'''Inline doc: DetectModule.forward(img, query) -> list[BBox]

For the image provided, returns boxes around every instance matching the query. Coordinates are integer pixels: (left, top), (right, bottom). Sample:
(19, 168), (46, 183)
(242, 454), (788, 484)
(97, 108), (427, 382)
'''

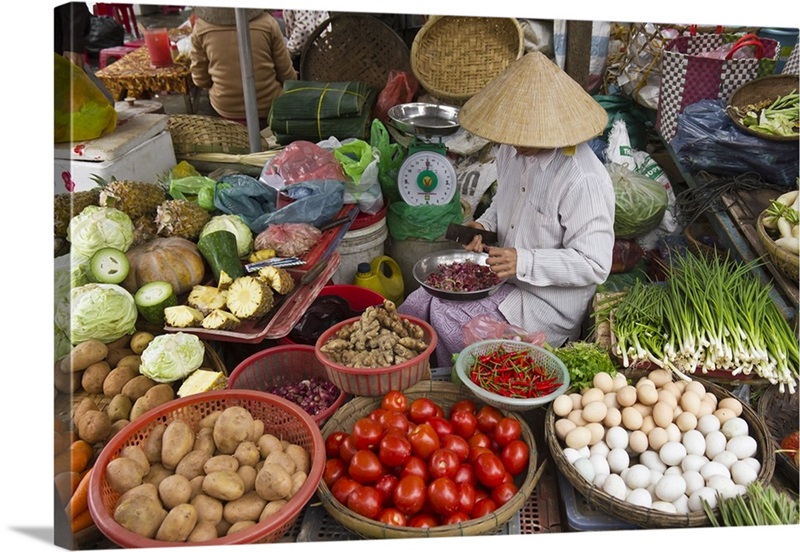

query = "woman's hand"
(484, 246), (517, 279)
(464, 221), (486, 252)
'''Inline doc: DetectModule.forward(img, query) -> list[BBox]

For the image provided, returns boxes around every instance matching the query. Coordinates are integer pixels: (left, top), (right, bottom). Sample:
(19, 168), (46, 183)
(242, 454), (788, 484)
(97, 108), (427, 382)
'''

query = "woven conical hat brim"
(458, 51), (608, 148)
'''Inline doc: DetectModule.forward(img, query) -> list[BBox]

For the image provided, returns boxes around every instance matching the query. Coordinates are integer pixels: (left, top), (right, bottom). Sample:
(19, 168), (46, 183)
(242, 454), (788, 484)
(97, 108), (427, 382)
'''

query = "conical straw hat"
(458, 51), (608, 148)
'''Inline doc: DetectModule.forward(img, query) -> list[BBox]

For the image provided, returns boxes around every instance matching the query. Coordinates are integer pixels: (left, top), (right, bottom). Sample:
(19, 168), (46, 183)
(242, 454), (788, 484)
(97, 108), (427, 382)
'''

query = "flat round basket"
(756, 211), (799, 282)
(756, 384), (799, 484)
(87, 389), (326, 547)
(299, 14), (411, 90)
(167, 114), (267, 155)
(727, 74), (799, 142)
(545, 377), (775, 529)
(410, 16), (524, 105)
(316, 380), (542, 538)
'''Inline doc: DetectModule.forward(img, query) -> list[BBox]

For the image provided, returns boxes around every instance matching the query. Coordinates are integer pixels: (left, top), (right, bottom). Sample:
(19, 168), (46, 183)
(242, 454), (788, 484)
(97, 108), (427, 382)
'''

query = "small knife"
(445, 223), (498, 246)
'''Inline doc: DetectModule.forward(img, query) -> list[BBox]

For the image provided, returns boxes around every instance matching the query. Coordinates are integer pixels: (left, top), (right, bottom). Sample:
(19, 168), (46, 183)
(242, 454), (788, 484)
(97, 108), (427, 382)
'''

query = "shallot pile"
(424, 260), (500, 292)
(267, 377), (341, 417)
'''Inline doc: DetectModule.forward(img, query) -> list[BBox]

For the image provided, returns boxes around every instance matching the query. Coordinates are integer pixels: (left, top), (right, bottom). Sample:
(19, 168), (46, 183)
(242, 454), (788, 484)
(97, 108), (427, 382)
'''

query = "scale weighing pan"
(387, 103), (461, 136)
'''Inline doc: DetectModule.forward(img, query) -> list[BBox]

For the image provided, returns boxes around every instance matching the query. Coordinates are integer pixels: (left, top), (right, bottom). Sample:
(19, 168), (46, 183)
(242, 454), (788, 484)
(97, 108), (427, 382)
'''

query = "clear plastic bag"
(259, 140), (347, 191)
(462, 314), (547, 346)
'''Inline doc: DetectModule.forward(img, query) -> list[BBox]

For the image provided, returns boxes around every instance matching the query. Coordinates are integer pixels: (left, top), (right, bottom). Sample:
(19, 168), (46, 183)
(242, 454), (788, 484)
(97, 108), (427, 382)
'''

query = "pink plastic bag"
(260, 141), (347, 189)
(463, 314), (546, 346)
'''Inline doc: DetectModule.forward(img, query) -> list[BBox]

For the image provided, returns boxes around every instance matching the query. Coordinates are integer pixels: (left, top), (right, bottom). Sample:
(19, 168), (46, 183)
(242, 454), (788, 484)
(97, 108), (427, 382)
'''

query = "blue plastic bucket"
(757, 27), (799, 73)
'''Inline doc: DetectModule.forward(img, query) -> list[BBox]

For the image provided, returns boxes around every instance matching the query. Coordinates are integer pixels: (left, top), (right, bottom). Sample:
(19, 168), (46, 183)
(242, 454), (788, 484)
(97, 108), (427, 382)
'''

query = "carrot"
(54, 439), (94, 475)
(65, 467), (93, 520)
(70, 508), (95, 533)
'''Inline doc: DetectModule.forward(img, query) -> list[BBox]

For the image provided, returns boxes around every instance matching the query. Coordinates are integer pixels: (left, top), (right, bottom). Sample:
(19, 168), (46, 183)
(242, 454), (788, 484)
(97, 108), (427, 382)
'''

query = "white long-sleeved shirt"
(475, 143), (616, 345)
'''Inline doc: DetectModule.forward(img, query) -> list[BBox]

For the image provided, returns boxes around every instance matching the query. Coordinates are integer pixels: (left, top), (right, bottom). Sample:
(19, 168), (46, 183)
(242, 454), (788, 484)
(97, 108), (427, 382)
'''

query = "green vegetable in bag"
(608, 162), (669, 239)
(169, 175), (220, 211)
(333, 140), (375, 184)
(54, 53), (117, 143)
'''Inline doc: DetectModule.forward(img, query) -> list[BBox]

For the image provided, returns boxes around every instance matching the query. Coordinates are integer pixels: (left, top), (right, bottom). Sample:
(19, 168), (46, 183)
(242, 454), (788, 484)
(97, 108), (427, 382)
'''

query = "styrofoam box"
(54, 114), (176, 194)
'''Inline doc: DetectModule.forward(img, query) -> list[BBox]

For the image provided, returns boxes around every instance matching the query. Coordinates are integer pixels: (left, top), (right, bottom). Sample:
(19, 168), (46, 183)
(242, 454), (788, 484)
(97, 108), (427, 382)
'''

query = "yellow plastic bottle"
(353, 256), (405, 306)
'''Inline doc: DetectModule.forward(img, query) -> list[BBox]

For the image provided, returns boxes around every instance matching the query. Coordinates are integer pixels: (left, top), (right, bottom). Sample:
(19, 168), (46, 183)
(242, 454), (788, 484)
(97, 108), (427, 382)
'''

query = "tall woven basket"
(299, 14), (411, 90)
(756, 211), (800, 282)
(410, 16), (524, 105)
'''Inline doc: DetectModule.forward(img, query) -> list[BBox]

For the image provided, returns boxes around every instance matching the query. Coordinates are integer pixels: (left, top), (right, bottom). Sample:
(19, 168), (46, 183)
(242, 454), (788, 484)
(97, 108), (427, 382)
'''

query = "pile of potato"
(103, 404), (312, 543)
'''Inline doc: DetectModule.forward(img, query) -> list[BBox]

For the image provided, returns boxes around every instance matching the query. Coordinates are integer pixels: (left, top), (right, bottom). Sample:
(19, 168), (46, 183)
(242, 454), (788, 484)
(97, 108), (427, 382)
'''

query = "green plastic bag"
(370, 119), (406, 204)
(387, 194), (464, 241)
(333, 139), (374, 185)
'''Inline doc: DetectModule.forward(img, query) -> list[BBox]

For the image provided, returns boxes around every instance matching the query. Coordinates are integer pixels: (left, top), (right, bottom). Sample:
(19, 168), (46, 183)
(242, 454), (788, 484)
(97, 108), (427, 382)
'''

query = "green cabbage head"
(67, 205), (134, 258)
(68, 283), (138, 344)
(139, 332), (205, 383)
(200, 214), (254, 258)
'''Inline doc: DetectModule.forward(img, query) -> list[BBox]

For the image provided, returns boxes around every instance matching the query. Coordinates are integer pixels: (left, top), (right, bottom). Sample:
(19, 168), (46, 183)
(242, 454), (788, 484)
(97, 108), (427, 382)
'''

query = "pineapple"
(177, 369), (227, 397)
(226, 276), (275, 320)
(54, 189), (100, 238)
(217, 270), (234, 291)
(257, 266), (296, 295)
(155, 199), (211, 240)
(98, 179), (167, 220)
(248, 248), (277, 263)
(131, 214), (159, 246)
(187, 285), (228, 316)
(201, 309), (241, 330)
(164, 305), (204, 328)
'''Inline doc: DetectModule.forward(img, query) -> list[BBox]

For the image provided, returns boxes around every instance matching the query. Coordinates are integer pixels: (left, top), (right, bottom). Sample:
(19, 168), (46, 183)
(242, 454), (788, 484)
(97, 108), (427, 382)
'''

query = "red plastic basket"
(227, 344), (347, 426)
(87, 389), (325, 547)
(318, 284), (385, 311)
(314, 314), (437, 396)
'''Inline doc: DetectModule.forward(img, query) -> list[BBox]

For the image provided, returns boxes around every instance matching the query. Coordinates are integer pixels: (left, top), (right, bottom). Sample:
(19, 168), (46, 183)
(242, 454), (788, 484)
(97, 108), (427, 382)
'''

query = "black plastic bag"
(85, 15), (125, 55)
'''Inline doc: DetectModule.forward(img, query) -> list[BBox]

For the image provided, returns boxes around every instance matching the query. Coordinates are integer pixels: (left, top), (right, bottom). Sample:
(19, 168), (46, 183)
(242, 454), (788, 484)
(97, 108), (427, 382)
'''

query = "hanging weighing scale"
(387, 103), (461, 206)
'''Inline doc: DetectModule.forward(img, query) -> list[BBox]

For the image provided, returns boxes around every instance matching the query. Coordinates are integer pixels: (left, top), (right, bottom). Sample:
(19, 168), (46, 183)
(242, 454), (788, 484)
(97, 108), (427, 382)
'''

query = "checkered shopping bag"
(656, 32), (778, 142)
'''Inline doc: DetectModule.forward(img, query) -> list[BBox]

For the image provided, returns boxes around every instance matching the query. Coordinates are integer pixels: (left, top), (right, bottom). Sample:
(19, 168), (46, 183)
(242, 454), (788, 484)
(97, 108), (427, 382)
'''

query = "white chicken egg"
(681, 454), (709, 474)
(593, 473), (609, 488)
(623, 464), (652, 489)
(682, 429), (706, 456)
(607, 448), (630, 473)
(589, 454), (611, 478)
(696, 414), (721, 435)
(730, 460), (758, 486)
(688, 487), (718, 512)
(652, 501), (678, 513)
(721, 417), (749, 440)
(742, 457), (761, 473)
(626, 488), (653, 508)
(593, 371), (614, 393)
(552, 394), (574, 417)
(602, 473), (628, 500)
(640, 450), (667, 473)
(649, 468), (664, 487)
(576, 445), (591, 459)
(707, 474), (737, 498)
(700, 461), (730, 481)
(705, 430), (728, 459)
(655, 474), (687, 502)
(712, 450), (739, 470)
(682, 470), (705, 495)
(573, 457), (596, 483)
(726, 434), (757, 460)
(664, 466), (683, 476)
(660, 442), (687, 467)
(563, 448), (582, 464)
(590, 440), (610, 458)
(605, 426), (629, 450)
(628, 430), (649, 454)
(672, 494), (690, 514)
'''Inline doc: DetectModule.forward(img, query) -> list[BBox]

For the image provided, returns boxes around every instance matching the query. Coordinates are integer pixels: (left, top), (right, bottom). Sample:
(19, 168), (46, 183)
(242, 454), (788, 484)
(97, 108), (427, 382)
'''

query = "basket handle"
(689, 24), (723, 35)
(726, 33), (766, 59)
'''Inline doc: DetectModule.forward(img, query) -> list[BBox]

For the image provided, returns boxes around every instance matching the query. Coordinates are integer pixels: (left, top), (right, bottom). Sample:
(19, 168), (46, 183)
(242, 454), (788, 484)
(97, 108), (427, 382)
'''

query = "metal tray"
(387, 102), (461, 136)
(413, 249), (507, 301)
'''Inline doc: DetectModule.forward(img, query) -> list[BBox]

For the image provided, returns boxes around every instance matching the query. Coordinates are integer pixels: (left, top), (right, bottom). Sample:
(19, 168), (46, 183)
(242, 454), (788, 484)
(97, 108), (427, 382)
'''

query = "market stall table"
(95, 43), (194, 113)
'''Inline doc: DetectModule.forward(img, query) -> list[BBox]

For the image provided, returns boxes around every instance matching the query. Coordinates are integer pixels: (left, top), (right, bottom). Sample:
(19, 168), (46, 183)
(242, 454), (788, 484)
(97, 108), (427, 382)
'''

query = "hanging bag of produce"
(656, 31), (779, 142)
(607, 162), (669, 239)
(54, 53), (117, 143)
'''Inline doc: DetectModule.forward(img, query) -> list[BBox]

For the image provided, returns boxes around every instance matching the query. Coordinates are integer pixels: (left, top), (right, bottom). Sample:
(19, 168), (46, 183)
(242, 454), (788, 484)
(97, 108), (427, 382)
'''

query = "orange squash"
(122, 237), (206, 296)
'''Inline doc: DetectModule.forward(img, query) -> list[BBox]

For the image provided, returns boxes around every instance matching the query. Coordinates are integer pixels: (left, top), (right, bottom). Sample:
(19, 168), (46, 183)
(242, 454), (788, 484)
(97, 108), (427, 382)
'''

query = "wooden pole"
(564, 20), (594, 91)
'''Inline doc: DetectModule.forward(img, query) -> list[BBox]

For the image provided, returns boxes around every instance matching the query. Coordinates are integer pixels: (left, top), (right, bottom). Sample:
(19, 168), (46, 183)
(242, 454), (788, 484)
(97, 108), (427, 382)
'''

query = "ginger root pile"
(319, 300), (429, 368)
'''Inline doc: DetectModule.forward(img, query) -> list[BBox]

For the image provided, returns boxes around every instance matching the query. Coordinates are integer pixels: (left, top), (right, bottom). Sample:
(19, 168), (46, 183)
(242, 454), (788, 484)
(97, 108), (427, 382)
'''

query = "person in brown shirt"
(190, 7), (297, 128)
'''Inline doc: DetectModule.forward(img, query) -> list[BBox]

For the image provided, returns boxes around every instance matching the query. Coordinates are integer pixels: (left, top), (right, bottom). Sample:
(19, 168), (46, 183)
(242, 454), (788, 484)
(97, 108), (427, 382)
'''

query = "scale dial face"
(398, 151), (458, 206)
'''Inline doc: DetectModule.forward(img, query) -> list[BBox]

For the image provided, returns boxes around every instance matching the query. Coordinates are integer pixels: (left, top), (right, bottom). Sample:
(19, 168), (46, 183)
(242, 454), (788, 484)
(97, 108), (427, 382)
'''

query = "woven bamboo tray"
(317, 380), (544, 538)
(545, 377), (776, 529)
(299, 14), (411, 90)
(756, 211), (799, 282)
(727, 74), (799, 143)
(756, 383), (799, 484)
(410, 16), (524, 105)
(167, 114), (268, 155)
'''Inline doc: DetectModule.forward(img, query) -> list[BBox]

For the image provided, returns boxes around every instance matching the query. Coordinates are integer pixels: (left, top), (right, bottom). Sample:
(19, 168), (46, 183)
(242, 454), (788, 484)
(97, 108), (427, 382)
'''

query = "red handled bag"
(656, 31), (779, 142)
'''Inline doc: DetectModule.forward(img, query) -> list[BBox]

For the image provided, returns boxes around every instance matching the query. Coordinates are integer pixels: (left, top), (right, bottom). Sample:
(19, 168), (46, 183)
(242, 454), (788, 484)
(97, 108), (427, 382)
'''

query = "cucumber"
(134, 281), (179, 325)
(197, 230), (246, 284)
(89, 247), (130, 284)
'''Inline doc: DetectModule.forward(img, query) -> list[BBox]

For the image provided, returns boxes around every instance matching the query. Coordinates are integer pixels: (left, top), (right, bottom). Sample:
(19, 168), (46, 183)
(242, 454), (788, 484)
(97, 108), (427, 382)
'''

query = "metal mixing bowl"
(412, 249), (507, 301)
(387, 103), (461, 136)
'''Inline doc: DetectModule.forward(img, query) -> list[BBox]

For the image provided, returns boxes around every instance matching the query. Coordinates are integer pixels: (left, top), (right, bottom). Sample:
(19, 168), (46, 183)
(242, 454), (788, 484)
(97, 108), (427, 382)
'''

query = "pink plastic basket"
(314, 314), (437, 396)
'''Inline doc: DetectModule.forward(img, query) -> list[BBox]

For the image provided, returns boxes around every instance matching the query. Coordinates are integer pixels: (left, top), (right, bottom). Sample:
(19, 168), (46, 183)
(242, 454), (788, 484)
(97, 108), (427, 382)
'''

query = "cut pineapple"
(177, 369), (227, 397)
(257, 266), (296, 295)
(187, 285), (228, 315)
(217, 270), (234, 291)
(201, 308), (241, 330)
(164, 305), (204, 328)
(226, 276), (274, 319)
(248, 248), (277, 263)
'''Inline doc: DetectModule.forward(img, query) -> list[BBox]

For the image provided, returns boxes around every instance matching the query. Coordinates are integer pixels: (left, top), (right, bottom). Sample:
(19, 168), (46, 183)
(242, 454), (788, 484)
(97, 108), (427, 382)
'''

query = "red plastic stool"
(123, 38), (146, 49)
(99, 46), (136, 69)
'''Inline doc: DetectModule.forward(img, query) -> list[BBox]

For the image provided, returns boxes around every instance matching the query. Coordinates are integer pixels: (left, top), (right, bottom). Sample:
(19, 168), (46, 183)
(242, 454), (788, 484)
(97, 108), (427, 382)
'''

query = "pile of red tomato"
(322, 390), (531, 528)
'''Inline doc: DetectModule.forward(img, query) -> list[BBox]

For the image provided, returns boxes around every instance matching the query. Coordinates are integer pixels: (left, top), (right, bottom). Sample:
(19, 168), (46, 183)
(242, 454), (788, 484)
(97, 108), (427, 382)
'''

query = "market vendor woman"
(398, 51), (615, 367)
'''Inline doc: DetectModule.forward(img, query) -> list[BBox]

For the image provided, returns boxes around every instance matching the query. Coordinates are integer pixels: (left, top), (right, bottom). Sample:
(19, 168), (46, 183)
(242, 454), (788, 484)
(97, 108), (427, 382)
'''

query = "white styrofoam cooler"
(54, 113), (177, 194)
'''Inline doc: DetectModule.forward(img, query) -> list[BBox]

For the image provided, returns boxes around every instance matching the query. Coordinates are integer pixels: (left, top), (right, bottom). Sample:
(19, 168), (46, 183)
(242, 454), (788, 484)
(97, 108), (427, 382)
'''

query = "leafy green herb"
(546, 341), (618, 391)
(702, 481), (800, 527)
